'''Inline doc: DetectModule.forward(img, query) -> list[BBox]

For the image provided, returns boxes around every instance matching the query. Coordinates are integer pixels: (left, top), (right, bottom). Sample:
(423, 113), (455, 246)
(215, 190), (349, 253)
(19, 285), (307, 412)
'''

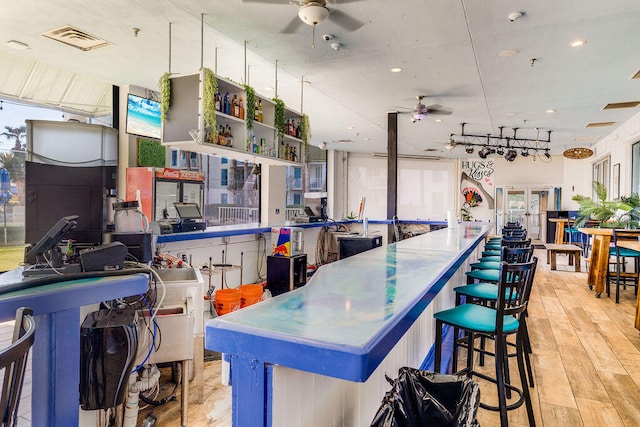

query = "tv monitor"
(174, 202), (202, 220)
(126, 94), (162, 140)
(24, 215), (78, 265)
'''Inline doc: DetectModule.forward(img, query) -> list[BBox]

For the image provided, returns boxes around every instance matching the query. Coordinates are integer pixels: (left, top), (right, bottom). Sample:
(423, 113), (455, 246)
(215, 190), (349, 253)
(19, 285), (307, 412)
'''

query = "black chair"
(0, 307), (36, 427)
(607, 229), (640, 303)
(435, 260), (537, 427)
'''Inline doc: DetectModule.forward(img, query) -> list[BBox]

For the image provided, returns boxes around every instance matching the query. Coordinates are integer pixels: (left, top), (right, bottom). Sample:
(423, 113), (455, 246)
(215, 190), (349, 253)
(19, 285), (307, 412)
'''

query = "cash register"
(174, 202), (207, 232)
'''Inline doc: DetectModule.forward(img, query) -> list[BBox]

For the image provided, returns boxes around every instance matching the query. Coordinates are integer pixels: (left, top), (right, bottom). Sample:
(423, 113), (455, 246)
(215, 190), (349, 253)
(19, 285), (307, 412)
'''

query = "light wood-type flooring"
(139, 249), (640, 426)
(3, 248), (639, 426)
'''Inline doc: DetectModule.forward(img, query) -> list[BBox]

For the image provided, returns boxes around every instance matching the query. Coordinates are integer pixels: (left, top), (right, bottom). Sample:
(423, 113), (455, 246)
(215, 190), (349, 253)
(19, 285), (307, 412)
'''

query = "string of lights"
(447, 123), (552, 161)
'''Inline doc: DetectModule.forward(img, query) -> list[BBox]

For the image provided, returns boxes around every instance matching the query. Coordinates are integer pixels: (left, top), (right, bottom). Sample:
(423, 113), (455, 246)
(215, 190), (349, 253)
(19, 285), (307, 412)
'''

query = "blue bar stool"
(434, 260), (537, 427)
(607, 229), (640, 303)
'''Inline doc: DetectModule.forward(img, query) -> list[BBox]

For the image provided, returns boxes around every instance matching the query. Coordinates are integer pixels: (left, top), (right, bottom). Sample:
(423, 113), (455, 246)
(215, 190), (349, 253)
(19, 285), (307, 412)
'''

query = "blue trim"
(156, 219), (461, 243)
(231, 355), (268, 427)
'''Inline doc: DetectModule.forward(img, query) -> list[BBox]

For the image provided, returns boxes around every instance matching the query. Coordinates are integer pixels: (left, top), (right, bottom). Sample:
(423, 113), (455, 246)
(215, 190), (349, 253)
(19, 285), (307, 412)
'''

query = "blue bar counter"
(205, 223), (491, 426)
(0, 269), (149, 427)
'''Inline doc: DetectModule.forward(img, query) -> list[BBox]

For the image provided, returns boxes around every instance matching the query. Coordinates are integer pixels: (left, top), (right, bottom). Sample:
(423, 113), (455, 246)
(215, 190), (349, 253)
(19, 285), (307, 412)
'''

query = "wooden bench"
(545, 243), (583, 271)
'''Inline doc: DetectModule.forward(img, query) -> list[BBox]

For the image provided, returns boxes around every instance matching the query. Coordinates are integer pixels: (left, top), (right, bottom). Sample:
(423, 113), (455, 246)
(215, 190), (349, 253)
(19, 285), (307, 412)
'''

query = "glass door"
(497, 187), (552, 241)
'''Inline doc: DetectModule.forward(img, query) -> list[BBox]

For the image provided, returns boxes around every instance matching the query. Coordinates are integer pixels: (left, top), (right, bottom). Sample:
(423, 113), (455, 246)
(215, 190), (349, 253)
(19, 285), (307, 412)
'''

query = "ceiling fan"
(398, 96), (453, 123)
(243, 0), (365, 34)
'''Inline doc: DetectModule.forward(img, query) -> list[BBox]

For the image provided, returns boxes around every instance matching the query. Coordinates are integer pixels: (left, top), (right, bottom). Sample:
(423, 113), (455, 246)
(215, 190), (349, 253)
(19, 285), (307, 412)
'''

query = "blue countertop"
(205, 223), (490, 382)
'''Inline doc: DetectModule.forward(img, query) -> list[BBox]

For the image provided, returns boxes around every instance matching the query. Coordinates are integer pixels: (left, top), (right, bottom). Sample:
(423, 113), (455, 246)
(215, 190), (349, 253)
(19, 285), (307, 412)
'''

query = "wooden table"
(545, 243), (582, 271)
(549, 218), (569, 244)
(579, 227), (640, 331)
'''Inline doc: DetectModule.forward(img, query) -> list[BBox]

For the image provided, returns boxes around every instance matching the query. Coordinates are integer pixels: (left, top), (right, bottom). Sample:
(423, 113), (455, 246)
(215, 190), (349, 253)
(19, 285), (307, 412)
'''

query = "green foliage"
(273, 97), (286, 137)
(1, 126), (26, 151)
(346, 211), (357, 220)
(243, 84), (256, 131)
(137, 138), (166, 168)
(460, 203), (473, 221)
(572, 181), (639, 228)
(158, 72), (171, 122)
(202, 68), (218, 132)
(0, 151), (25, 181)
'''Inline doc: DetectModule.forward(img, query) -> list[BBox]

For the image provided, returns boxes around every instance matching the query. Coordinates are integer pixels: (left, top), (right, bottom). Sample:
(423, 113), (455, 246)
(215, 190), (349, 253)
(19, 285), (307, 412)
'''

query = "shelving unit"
(161, 70), (305, 166)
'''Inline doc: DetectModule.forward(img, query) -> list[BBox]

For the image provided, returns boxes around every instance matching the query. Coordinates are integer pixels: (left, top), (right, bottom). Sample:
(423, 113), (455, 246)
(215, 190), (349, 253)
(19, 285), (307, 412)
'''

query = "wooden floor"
(4, 248), (640, 426)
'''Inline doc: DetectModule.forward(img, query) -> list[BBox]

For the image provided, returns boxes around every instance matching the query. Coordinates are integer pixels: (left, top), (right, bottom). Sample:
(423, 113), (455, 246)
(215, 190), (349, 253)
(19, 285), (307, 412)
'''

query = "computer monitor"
(24, 215), (79, 265)
(174, 203), (202, 220)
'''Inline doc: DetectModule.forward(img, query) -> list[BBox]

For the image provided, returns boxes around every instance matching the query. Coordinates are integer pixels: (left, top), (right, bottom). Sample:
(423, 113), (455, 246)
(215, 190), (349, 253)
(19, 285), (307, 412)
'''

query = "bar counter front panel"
(205, 223), (491, 426)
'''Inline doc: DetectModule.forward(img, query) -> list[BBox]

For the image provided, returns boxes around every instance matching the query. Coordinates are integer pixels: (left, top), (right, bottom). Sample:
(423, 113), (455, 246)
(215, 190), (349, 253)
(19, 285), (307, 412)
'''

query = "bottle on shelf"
(296, 122), (301, 139)
(223, 91), (230, 115)
(232, 95), (239, 118)
(226, 125), (233, 147)
(215, 89), (221, 112)
(257, 100), (263, 123)
(239, 96), (244, 120)
(255, 102), (260, 124)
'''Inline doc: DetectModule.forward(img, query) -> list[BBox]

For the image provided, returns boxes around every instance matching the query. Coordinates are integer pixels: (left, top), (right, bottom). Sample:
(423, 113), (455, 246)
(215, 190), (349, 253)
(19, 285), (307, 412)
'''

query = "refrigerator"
(126, 167), (204, 222)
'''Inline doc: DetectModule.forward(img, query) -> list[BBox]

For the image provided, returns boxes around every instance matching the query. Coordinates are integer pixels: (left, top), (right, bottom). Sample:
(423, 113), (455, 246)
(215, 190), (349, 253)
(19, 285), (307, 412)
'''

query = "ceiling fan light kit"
(298, 2), (330, 26)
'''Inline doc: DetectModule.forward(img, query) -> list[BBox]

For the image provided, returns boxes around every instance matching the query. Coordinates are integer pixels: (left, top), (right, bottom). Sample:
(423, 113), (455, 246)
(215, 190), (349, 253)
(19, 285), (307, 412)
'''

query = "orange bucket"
(214, 289), (241, 316)
(240, 284), (264, 308)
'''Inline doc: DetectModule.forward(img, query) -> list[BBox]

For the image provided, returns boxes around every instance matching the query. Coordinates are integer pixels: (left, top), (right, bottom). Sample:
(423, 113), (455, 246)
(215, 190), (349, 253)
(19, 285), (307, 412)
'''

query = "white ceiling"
(1, 0), (639, 157)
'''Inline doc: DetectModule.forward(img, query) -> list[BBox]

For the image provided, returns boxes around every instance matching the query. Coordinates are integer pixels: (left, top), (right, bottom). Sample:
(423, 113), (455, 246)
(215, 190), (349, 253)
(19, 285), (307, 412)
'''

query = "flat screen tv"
(126, 93), (162, 140)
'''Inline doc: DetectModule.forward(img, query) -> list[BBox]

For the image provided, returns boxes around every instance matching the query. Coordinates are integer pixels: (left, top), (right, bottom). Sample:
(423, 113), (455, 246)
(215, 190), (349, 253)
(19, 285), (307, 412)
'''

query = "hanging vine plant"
(273, 97), (286, 137)
(202, 68), (218, 134)
(300, 114), (311, 163)
(158, 72), (171, 122)
(243, 84), (256, 131)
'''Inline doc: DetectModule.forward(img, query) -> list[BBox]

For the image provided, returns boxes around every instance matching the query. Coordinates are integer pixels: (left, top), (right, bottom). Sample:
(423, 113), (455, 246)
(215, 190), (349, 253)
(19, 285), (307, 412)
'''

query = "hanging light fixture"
(563, 147), (594, 159)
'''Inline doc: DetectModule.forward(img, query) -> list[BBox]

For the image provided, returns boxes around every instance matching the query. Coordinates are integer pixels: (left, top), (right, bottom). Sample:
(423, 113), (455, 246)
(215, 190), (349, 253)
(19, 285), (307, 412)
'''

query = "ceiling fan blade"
(426, 109), (453, 115)
(242, 0), (296, 4)
(281, 16), (304, 33)
(326, 0), (367, 3)
(328, 9), (364, 32)
(423, 104), (442, 110)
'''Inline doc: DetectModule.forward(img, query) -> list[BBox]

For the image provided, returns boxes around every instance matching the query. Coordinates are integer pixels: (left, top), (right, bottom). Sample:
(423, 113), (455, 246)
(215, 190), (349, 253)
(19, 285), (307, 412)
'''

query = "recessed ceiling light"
(546, 109), (556, 113)
(264, 86), (274, 91)
(346, 126), (354, 130)
(570, 39), (587, 48)
(434, 119), (442, 122)
(6, 40), (30, 50)
(390, 67), (402, 73)
(499, 49), (519, 57)
(363, 137), (370, 141)
(505, 112), (517, 116)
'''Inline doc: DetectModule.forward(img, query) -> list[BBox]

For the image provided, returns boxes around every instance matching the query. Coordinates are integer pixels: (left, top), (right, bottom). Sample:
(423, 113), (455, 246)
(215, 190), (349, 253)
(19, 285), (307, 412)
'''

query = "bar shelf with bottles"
(161, 71), (304, 166)
(277, 110), (303, 163)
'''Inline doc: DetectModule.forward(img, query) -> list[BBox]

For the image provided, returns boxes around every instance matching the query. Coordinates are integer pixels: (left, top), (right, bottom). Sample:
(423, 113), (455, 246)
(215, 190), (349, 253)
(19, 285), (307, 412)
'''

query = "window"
(633, 141), (640, 195)
(592, 156), (610, 199)
(221, 169), (228, 186)
(202, 156), (259, 225)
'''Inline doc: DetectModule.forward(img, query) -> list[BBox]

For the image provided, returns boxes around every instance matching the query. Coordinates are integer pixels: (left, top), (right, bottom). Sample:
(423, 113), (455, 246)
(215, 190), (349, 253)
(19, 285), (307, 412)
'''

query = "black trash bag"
(370, 367), (480, 427)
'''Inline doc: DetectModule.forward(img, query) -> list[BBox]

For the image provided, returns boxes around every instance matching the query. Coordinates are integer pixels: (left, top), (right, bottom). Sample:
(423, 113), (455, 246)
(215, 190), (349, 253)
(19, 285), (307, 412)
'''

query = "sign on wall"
(460, 160), (495, 220)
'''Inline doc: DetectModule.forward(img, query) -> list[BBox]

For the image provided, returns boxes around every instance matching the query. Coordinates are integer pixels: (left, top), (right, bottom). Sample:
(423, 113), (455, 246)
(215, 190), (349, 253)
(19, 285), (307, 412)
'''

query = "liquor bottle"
(215, 89), (221, 111)
(255, 102), (260, 124)
(227, 125), (233, 147)
(232, 95), (239, 118)
(239, 96), (244, 120)
(223, 92), (230, 115)
(257, 100), (263, 123)
(285, 143), (290, 160)
(296, 122), (301, 139)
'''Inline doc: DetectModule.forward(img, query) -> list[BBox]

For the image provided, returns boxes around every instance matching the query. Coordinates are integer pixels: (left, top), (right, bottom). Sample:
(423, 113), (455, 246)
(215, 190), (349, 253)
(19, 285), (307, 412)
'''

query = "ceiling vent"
(585, 122), (616, 128)
(41, 25), (111, 51)
(603, 101), (640, 110)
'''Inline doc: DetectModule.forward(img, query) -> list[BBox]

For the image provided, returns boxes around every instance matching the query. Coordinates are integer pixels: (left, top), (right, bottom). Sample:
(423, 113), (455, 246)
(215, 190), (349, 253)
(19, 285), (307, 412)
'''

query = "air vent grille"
(603, 101), (640, 110)
(41, 25), (111, 51)
(572, 136), (598, 142)
(585, 122), (615, 128)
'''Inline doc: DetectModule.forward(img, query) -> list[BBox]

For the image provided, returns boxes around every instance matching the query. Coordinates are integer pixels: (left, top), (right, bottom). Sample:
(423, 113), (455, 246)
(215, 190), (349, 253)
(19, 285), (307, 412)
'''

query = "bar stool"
(606, 229), (640, 303)
(434, 260), (537, 427)
(1, 307), (36, 426)
(468, 244), (532, 284)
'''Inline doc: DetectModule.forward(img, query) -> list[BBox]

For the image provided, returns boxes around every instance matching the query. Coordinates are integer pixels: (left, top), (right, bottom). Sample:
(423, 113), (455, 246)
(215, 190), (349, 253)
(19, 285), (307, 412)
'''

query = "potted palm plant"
(572, 181), (640, 228)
